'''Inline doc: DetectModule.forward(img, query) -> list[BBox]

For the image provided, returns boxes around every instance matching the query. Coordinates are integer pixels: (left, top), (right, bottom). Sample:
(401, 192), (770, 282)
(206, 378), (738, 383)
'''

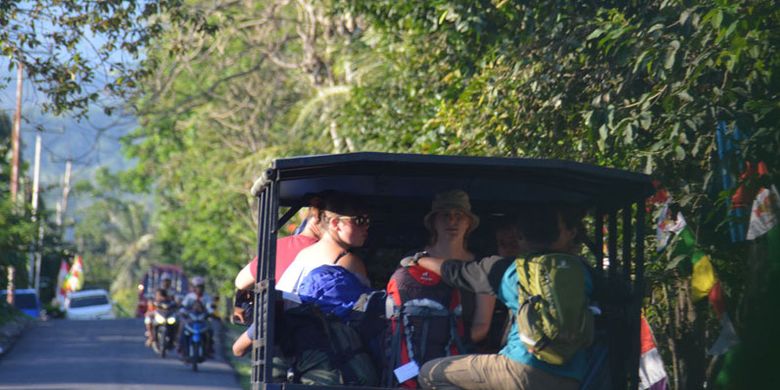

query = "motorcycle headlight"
(167, 317), (176, 325)
(154, 313), (165, 324)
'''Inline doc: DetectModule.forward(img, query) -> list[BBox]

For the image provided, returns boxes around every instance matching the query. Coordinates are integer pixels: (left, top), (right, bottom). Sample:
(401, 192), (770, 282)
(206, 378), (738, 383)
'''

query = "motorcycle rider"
(178, 276), (215, 356)
(181, 276), (214, 313)
(144, 288), (175, 347)
(159, 273), (181, 303)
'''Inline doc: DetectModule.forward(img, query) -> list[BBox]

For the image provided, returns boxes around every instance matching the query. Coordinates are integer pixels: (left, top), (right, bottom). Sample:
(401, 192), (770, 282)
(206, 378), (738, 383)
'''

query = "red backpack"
(385, 254), (466, 388)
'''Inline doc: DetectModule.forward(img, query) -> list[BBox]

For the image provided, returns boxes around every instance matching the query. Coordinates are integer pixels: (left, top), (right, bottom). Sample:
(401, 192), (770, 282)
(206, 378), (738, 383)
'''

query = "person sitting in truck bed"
(412, 205), (593, 390)
(276, 193), (371, 294)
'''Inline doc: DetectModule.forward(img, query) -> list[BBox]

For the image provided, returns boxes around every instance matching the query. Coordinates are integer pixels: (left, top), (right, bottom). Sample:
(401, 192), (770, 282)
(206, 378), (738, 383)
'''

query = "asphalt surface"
(0, 318), (241, 390)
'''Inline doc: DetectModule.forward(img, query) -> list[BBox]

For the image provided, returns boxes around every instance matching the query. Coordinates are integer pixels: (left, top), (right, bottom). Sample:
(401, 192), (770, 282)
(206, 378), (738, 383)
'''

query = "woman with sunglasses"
(277, 193), (371, 294)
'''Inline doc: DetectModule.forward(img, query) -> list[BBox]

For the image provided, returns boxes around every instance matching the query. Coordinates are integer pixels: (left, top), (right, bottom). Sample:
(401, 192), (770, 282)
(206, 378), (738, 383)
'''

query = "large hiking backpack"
(385, 257), (466, 388)
(275, 265), (385, 386)
(514, 253), (594, 365)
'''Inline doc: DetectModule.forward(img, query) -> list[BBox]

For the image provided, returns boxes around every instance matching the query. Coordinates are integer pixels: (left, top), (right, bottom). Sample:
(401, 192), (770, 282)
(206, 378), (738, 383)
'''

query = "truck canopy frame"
(251, 152), (654, 390)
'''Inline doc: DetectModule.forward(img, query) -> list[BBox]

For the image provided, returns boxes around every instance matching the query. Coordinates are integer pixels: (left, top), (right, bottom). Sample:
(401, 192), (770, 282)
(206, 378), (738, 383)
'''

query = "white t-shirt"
(277, 254), (340, 294)
(181, 292), (214, 314)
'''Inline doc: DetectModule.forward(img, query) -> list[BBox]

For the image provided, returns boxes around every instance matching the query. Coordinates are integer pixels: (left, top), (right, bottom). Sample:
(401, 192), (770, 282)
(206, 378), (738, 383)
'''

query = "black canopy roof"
(256, 152), (653, 212)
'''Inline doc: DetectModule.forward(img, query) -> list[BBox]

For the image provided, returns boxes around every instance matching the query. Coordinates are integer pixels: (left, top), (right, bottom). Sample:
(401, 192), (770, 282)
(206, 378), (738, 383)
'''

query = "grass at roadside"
(223, 322), (251, 390)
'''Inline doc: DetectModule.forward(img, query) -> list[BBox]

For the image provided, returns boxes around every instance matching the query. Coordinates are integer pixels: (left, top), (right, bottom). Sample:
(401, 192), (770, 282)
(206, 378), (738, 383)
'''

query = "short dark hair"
(516, 205), (560, 248)
(515, 204), (585, 249)
(320, 192), (368, 217)
(317, 192), (369, 228)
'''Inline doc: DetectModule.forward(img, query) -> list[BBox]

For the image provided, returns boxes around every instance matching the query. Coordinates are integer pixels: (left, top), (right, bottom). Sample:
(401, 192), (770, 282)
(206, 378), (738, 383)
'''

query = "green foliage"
(0, 0), (211, 116)
(89, 1), (778, 386)
(73, 168), (157, 293)
(0, 112), (35, 289)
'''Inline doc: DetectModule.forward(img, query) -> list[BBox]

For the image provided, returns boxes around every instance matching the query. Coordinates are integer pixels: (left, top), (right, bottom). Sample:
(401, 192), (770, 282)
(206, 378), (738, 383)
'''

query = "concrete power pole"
(56, 160), (73, 227)
(10, 61), (23, 201)
(7, 60), (23, 304)
(29, 131), (42, 287)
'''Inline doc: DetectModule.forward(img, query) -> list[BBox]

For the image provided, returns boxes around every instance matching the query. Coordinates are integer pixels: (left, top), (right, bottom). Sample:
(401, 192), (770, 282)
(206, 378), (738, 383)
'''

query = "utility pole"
(29, 131), (42, 288)
(56, 160), (72, 227)
(34, 220), (45, 295)
(7, 59), (23, 304)
(10, 60), (23, 201)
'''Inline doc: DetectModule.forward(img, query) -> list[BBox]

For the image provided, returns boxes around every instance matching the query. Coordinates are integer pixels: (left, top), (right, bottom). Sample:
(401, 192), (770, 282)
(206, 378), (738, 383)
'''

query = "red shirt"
(249, 235), (318, 282)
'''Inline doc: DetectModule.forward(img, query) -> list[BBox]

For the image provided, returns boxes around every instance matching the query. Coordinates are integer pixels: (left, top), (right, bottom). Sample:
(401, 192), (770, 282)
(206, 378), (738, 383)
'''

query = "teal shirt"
(497, 261), (593, 381)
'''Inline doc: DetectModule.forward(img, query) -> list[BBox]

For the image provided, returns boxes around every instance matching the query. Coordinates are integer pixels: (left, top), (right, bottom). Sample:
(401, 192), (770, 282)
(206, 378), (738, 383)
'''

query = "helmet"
(191, 276), (205, 287)
(161, 273), (172, 281)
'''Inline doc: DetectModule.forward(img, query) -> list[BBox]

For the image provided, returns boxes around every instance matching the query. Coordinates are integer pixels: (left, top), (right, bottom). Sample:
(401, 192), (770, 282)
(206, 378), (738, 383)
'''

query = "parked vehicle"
(64, 289), (115, 320)
(182, 310), (210, 371)
(0, 288), (42, 318)
(151, 301), (178, 358)
(248, 152), (654, 389)
(136, 264), (188, 317)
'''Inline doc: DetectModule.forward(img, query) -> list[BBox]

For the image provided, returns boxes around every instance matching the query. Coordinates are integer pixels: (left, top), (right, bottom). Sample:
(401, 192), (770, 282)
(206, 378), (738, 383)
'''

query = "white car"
(65, 289), (116, 320)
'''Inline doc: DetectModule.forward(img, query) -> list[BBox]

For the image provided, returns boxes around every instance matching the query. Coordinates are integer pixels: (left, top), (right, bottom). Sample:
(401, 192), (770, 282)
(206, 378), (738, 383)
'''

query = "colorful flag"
(639, 316), (668, 390)
(746, 185), (780, 240)
(65, 255), (84, 292)
(707, 282), (739, 356)
(658, 207), (736, 355)
(665, 214), (717, 301)
(55, 260), (70, 306)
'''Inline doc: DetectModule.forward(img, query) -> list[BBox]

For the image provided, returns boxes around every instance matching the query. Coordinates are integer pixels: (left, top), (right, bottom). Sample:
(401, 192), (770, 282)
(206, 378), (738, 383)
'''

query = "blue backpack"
(280, 265), (385, 386)
(297, 265), (374, 320)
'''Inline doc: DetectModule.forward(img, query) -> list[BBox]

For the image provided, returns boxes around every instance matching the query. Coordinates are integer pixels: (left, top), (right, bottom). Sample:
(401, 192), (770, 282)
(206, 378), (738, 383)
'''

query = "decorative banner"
(707, 281), (739, 356)
(639, 316), (668, 390)
(65, 255), (84, 292)
(650, 183), (738, 355)
(746, 185), (780, 240)
(55, 260), (70, 306)
(691, 253), (717, 302)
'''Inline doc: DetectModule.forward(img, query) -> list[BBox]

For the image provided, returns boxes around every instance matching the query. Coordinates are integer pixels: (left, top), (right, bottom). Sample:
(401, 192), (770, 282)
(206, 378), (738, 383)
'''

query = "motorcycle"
(151, 301), (178, 358)
(182, 310), (211, 371)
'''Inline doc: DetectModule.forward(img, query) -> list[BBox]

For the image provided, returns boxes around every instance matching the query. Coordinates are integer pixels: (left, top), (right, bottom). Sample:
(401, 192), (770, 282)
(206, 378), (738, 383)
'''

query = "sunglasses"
(339, 215), (371, 226)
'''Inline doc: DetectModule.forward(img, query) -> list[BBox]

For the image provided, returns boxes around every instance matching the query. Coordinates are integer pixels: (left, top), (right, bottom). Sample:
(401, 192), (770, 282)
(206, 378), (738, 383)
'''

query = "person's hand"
(399, 256), (417, 267)
(232, 308), (246, 324)
(400, 251), (429, 267)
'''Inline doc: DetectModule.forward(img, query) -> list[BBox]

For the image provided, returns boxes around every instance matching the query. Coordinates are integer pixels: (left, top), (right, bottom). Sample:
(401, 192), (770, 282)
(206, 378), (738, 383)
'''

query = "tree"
(124, 0), (369, 290)
(117, 1), (777, 386)
(73, 169), (156, 311)
(334, 1), (778, 388)
(0, 0), (211, 116)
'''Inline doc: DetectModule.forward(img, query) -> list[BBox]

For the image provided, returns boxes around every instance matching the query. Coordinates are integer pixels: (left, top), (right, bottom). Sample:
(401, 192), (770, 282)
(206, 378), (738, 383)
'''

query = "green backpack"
(514, 253), (594, 365)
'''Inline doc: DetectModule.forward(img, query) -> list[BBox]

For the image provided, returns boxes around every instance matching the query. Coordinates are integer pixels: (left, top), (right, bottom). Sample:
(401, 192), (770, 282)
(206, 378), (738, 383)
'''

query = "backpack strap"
(334, 250), (349, 263)
(386, 305), (402, 388)
(400, 299), (451, 364)
(446, 308), (466, 356)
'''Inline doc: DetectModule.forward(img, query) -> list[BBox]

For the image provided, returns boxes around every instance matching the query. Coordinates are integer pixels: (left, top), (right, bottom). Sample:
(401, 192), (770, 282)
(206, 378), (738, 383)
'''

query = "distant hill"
(2, 80), (140, 234)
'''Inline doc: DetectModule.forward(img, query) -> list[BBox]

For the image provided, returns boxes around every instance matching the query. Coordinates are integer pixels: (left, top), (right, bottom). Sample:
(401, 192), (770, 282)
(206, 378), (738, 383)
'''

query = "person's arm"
(417, 255), (512, 295)
(414, 256), (445, 275)
(232, 330), (253, 357)
(470, 294), (496, 343)
(235, 263), (255, 290)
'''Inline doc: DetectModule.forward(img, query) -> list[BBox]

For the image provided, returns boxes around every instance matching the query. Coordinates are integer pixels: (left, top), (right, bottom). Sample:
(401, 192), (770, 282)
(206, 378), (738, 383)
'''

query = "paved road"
(0, 318), (241, 390)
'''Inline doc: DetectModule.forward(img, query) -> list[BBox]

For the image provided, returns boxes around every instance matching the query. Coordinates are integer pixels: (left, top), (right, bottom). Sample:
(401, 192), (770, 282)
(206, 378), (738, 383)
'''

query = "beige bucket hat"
(423, 190), (480, 234)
